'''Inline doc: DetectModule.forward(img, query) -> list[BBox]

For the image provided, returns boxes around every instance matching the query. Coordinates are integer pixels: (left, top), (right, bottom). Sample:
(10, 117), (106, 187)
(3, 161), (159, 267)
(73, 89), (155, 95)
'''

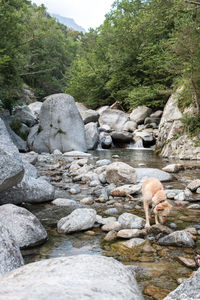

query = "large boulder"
(135, 168), (174, 182)
(33, 94), (87, 153)
(163, 267), (200, 300)
(99, 108), (129, 131)
(0, 222), (24, 276)
(130, 106), (152, 125)
(85, 122), (99, 150)
(28, 101), (42, 118)
(118, 213), (145, 230)
(0, 118), (24, 192)
(0, 204), (47, 248)
(57, 208), (97, 233)
(13, 105), (37, 127)
(158, 230), (195, 248)
(76, 102), (99, 124)
(106, 162), (137, 186)
(0, 255), (144, 300)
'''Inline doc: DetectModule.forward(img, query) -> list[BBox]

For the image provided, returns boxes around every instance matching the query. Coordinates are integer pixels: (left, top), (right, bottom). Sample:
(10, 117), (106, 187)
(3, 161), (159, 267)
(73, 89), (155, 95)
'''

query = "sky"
(32, 0), (114, 31)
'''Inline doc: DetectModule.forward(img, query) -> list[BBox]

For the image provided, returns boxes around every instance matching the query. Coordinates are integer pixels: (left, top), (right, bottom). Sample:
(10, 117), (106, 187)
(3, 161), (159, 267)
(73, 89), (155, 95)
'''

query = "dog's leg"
(155, 213), (159, 225)
(143, 201), (151, 230)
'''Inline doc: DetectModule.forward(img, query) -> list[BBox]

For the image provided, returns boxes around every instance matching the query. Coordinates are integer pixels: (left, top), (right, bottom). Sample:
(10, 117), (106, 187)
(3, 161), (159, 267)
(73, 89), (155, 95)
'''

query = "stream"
(22, 149), (200, 300)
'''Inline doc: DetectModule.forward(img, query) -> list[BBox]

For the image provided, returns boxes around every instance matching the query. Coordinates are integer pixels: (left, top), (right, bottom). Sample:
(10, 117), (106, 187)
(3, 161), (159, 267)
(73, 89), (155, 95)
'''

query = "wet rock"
(52, 198), (77, 207)
(188, 204), (200, 209)
(69, 185), (81, 194)
(123, 120), (137, 132)
(0, 222), (24, 276)
(0, 255), (144, 300)
(111, 131), (133, 143)
(130, 106), (152, 125)
(0, 204), (47, 248)
(99, 132), (112, 149)
(106, 162), (137, 186)
(96, 215), (116, 225)
(101, 221), (121, 232)
(112, 184), (141, 197)
(57, 208), (96, 233)
(122, 238), (145, 249)
(162, 164), (184, 173)
(117, 229), (146, 239)
(118, 213), (145, 229)
(144, 285), (170, 300)
(176, 256), (196, 268)
(158, 230), (195, 248)
(80, 197), (94, 205)
(104, 208), (119, 216)
(187, 179), (200, 192)
(104, 230), (117, 241)
(85, 122), (99, 150)
(149, 224), (173, 235)
(135, 168), (173, 182)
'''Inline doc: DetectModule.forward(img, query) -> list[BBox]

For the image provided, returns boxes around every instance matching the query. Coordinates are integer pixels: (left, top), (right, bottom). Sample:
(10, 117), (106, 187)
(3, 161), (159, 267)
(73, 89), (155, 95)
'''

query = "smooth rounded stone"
(28, 101), (42, 118)
(89, 180), (100, 187)
(123, 120), (137, 132)
(122, 238), (145, 249)
(117, 229), (146, 239)
(104, 208), (119, 216)
(196, 187), (200, 194)
(80, 197), (94, 205)
(169, 223), (177, 229)
(53, 149), (62, 155)
(101, 221), (121, 232)
(98, 124), (111, 132)
(165, 189), (183, 199)
(149, 224), (173, 235)
(135, 168), (173, 182)
(130, 106), (152, 125)
(57, 208), (97, 233)
(21, 151), (38, 165)
(98, 173), (107, 184)
(52, 198), (77, 207)
(63, 151), (92, 157)
(0, 204), (47, 249)
(0, 118), (24, 192)
(106, 162), (137, 186)
(0, 174), (55, 205)
(0, 255), (144, 300)
(174, 192), (186, 201)
(99, 108), (129, 131)
(188, 204), (200, 209)
(111, 131), (133, 142)
(96, 215), (116, 225)
(158, 230), (195, 248)
(96, 159), (111, 167)
(150, 110), (163, 118)
(33, 94), (87, 153)
(69, 185), (81, 194)
(164, 267), (200, 300)
(112, 184), (141, 197)
(162, 164), (184, 173)
(13, 105), (37, 127)
(144, 117), (160, 125)
(76, 102), (99, 124)
(99, 132), (112, 149)
(187, 179), (200, 192)
(118, 213), (145, 230)
(0, 222), (24, 276)
(85, 122), (99, 150)
(104, 230), (117, 241)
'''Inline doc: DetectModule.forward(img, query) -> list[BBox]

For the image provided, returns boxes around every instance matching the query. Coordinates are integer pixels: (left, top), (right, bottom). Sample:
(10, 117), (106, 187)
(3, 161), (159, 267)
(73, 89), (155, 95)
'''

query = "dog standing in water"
(142, 177), (173, 230)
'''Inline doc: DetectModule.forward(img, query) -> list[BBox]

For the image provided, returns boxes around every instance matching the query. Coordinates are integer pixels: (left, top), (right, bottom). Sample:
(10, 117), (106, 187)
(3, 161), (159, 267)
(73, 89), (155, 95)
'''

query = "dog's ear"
(156, 203), (165, 211)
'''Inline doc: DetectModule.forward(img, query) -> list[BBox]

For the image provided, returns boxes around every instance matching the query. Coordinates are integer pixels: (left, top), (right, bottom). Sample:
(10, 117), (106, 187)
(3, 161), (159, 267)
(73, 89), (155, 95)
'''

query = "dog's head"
(154, 200), (173, 224)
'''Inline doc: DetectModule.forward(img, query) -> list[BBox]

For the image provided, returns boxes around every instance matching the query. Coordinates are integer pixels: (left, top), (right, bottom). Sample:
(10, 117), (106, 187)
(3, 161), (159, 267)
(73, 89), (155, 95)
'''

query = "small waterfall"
(127, 137), (144, 149)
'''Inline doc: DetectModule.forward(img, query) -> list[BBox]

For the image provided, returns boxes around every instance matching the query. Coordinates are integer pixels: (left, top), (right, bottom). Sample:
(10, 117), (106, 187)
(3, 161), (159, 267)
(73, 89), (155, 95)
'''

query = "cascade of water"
(127, 137), (144, 149)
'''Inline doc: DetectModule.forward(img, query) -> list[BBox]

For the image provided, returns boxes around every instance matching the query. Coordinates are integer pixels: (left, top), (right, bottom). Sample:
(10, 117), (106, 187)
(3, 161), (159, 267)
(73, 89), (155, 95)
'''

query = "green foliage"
(178, 82), (193, 112)
(10, 118), (29, 140)
(182, 115), (200, 137)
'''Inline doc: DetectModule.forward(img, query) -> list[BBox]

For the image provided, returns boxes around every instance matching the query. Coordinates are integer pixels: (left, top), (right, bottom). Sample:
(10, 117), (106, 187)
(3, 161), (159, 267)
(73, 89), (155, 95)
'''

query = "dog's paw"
(145, 224), (151, 231)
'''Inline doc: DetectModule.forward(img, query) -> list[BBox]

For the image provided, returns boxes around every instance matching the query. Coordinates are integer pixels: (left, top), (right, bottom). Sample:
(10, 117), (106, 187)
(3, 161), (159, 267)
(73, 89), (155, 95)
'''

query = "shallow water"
(22, 149), (200, 300)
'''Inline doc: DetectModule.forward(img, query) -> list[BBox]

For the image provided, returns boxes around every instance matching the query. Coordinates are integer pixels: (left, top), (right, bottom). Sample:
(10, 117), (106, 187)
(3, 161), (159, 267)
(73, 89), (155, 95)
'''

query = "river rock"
(85, 122), (99, 150)
(5, 123), (28, 152)
(99, 132), (112, 149)
(104, 230), (118, 241)
(28, 101), (42, 118)
(21, 151), (38, 165)
(101, 221), (121, 232)
(163, 267), (200, 300)
(96, 159), (111, 167)
(112, 184), (141, 197)
(122, 238), (145, 249)
(117, 229), (146, 239)
(135, 168), (173, 182)
(52, 198), (77, 207)
(130, 106), (152, 125)
(27, 124), (39, 148)
(99, 108), (129, 131)
(162, 164), (184, 173)
(118, 213), (145, 229)
(57, 208), (97, 233)
(111, 131), (133, 143)
(0, 254), (144, 300)
(33, 94), (87, 153)
(0, 222), (24, 276)
(187, 179), (200, 192)
(158, 230), (195, 247)
(123, 120), (137, 132)
(150, 110), (163, 118)
(177, 256), (196, 268)
(106, 162), (137, 186)
(0, 118), (24, 192)
(0, 204), (47, 248)
(76, 102), (99, 124)
(13, 105), (37, 127)
(0, 175), (55, 205)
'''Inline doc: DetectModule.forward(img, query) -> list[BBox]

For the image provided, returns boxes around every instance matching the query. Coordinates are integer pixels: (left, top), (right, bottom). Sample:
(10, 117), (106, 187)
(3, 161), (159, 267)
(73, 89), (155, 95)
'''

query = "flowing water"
(22, 149), (200, 300)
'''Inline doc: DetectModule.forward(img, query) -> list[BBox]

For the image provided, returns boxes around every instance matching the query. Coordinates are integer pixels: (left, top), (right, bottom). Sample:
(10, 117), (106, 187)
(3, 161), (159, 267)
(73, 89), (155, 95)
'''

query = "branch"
(185, 0), (200, 6)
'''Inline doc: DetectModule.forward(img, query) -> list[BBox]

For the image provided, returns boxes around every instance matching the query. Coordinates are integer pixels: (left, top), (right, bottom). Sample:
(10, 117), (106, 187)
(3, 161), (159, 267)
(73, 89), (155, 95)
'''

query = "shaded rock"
(123, 120), (137, 132)
(150, 110), (163, 118)
(130, 106), (152, 125)
(76, 102), (99, 124)
(122, 238), (145, 249)
(0, 204), (47, 248)
(52, 198), (77, 207)
(99, 132), (112, 149)
(99, 108), (129, 131)
(144, 285), (170, 300)
(104, 208), (119, 216)
(134, 131), (155, 147)
(0, 222), (24, 276)
(33, 94), (87, 153)
(0, 118), (24, 192)
(5, 123), (28, 152)
(187, 179), (200, 192)
(135, 168), (173, 182)
(13, 105), (37, 127)
(96, 215), (116, 225)
(149, 224), (173, 235)
(85, 122), (99, 150)
(57, 208), (96, 233)
(106, 162), (137, 186)
(158, 230), (195, 247)
(111, 131), (133, 143)
(80, 197), (94, 205)
(21, 151), (38, 165)
(27, 124), (39, 148)
(117, 229), (146, 239)
(118, 213), (145, 229)
(0, 255), (144, 300)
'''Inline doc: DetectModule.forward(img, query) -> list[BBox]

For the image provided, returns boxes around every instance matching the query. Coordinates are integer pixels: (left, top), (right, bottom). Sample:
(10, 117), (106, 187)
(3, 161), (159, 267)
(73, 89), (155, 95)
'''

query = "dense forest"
(1, 0), (200, 116)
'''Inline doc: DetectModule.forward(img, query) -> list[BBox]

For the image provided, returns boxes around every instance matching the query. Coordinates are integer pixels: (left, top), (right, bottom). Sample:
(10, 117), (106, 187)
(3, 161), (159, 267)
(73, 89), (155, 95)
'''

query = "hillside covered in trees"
(1, 0), (200, 117)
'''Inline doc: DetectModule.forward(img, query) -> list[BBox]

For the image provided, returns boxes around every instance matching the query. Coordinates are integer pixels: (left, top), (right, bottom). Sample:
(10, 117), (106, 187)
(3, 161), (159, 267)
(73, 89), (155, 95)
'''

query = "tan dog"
(142, 177), (173, 230)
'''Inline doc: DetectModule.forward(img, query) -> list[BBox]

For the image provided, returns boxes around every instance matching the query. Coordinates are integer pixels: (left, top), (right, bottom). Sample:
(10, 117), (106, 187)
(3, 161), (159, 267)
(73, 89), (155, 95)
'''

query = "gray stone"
(28, 101), (42, 118)
(63, 151), (91, 157)
(101, 221), (121, 232)
(33, 94), (87, 153)
(52, 198), (77, 207)
(162, 164), (184, 173)
(3, 119), (28, 152)
(104, 230), (117, 241)
(0, 222), (24, 276)
(104, 208), (119, 215)
(99, 108), (129, 131)
(80, 197), (94, 205)
(95, 215), (116, 225)
(135, 168), (173, 182)
(158, 230), (195, 247)
(112, 184), (141, 197)
(123, 120), (137, 132)
(0, 118), (24, 192)
(57, 208), (97, 233)
(117, 229), (146, 239)
(13, 105), (37, 127)
(111, 131), (133, 143)
(150, 110), (163, 118)
(0, 204), (47, 248)
(96, 159), (111, 167)
(118, 213), (145, 229)
(85, 122), (99, 150)
(76, 102), (99, 124)
(21, 151), (38, 165)
(130, 106), (152, 124)
(106, 162), (137, 186)
(122, 238), (145, 249)
(187, 179), (200, 192)
(0, 255), (144, 300)
(188, 204), (200, 209)
(144, 117), (160, 125)
(27, 124), (39, 148)
(99, 132), (112, 149)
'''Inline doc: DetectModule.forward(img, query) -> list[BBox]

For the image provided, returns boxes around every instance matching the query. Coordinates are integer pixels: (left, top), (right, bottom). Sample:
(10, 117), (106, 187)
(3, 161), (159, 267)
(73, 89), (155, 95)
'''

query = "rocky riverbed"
(16, 148), (200, 300)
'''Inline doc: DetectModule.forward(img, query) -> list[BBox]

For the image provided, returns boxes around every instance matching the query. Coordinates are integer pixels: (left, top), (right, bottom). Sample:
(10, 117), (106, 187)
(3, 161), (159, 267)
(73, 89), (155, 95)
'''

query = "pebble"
(104, 230), (117, 241)
(104, 208), (119, 216)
